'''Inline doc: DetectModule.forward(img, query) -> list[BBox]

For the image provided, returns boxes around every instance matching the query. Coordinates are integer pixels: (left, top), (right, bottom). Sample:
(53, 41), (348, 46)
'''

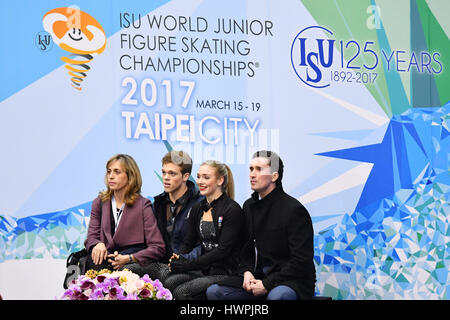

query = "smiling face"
(196, 164), (224, 200)
(43, 7), (106, 55)
(68, 27), (83, 41)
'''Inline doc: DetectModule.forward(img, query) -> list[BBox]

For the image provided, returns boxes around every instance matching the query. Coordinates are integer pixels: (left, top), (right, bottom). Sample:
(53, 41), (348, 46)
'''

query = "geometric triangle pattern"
(314, 102), (450, 299)
(0, 202), (92, 262)
(0, 197), (155, 263)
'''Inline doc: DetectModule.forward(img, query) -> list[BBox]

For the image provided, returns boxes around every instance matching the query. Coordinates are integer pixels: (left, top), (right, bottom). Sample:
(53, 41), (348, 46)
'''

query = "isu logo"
(290, 26), (335, 88)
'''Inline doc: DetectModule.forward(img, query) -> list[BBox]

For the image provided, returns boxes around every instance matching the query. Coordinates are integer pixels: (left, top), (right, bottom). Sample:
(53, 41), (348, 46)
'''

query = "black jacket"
(222, 186), (316, 299)
(178, 193), (245, 275)
(152, 180), (203, 262)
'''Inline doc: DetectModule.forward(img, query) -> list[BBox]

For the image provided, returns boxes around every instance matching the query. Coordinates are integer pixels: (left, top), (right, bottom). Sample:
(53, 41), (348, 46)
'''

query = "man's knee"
(267, 285), (297, 300)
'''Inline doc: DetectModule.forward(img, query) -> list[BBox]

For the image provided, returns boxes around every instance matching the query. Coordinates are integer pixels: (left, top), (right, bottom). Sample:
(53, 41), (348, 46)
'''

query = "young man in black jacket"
(206, 150), (316, 300)
(147, 150), (203, 282)
(153, 150), (204, 260)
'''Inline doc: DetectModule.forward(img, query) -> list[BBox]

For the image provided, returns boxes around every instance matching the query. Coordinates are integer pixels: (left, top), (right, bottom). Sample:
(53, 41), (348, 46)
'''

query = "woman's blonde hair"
(201, 160), (235, 200)
(99, 154), (142, 206)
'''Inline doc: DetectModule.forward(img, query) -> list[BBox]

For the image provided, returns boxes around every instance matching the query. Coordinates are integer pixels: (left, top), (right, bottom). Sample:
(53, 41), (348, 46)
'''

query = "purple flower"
(152, 279), (163, 290)
(115, 286), (126, 300)
(108, 287), (118, 299)
(90, 289), (104, 300)
(103, 278), (118, 288)
(96, 282), (110, 293)
(139, 288), (152, 299)
(78, 293), (89, 300)
(108, 285), (125, 300)
(61, 289), (74, 300)
(156, 288), (172, 300)
(141, 274), (151, 283)
(125, 293), (138, 300)
(71, 290), (83, 300)
(80, 280), (96, 290)
(72, 290), (88, 300)
(117, 291), (127, 300)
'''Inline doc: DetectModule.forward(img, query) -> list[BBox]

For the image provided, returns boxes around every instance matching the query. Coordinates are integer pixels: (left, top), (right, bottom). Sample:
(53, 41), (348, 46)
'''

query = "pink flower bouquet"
(61, 269), (172, 300)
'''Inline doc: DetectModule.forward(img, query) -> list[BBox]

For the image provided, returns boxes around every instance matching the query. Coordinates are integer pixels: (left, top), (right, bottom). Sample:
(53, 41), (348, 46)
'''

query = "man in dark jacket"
(152, 150), (203, 263)
(206, 150), (316, 300)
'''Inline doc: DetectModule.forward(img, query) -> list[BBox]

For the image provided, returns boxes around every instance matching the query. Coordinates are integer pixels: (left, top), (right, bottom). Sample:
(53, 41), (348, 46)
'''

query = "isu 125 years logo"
(291, 25), (443, 89)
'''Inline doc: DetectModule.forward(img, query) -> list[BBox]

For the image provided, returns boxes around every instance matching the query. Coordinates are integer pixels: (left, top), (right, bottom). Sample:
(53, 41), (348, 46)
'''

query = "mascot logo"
(43, 7), (106, 91)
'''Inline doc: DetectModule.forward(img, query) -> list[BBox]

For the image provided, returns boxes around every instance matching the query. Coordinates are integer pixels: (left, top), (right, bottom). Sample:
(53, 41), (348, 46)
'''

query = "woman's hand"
(91, 242), (108, 265)
(168, 256), (195, 273)
(168, 253), (179, 272)
(169, 253), (179, 263)
(108, 251), (129, 270)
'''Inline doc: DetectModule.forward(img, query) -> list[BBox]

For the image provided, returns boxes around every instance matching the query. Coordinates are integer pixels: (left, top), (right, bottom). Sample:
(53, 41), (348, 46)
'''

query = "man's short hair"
(162, 150), (193, 175)
(252, 150), (284, 187)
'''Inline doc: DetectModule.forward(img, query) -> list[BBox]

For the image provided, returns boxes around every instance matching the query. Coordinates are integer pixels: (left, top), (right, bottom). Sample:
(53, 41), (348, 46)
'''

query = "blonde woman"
(84, 154), (165, 276)
(165, 160), (245, 300)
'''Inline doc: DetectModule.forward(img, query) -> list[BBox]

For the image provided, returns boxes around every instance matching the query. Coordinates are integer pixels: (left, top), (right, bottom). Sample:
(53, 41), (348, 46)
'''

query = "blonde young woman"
(84, 154), (165, 276)
(164, 160), (245, 300)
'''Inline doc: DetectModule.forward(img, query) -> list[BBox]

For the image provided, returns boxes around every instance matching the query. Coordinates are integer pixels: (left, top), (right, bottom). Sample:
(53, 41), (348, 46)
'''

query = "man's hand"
(249, 279), (268, 296)
(243, 271), (256, 292)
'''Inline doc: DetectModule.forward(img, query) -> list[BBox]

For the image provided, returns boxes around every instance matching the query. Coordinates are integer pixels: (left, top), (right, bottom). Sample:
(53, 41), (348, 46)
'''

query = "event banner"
(0, 0), (448, 300)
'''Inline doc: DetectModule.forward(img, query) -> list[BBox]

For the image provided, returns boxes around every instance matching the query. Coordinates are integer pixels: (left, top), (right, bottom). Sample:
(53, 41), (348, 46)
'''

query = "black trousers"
(164, 270), (229, 300)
